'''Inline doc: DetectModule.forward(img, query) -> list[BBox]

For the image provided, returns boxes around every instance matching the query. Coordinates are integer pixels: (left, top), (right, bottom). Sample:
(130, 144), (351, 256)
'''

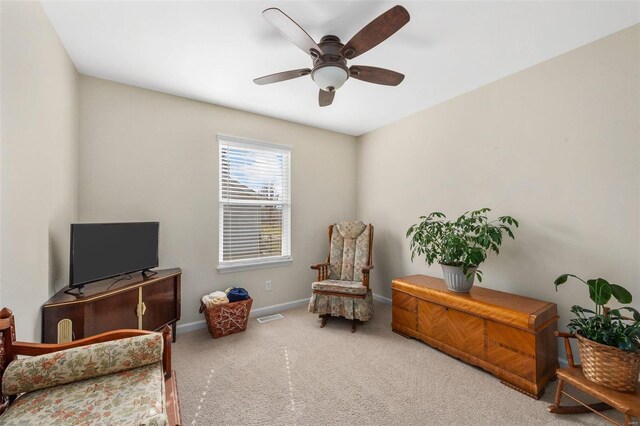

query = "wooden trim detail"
(162, 325), (172, 379)
(12, 329), (155, 356)
(43, 269), (182, 307)
(165, 372), (181, 426)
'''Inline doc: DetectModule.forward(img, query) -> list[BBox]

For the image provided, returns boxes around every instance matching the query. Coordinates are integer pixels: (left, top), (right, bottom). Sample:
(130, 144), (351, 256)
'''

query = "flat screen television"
(69, 222), (159, 292)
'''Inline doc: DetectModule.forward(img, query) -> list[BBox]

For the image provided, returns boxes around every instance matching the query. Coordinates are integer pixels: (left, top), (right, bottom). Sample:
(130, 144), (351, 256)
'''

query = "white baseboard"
(250, 297), (310, 318)
(178, 295), (394, 334)
(177, 294), (396, 334)
(373, 293), (392, 305)
(176, 319), (207, 334)
(176, 297), (310, 335)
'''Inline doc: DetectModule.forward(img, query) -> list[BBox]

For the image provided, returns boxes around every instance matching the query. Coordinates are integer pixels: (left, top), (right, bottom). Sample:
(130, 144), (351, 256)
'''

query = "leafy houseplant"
(554, 274), (640, 351)
(554, 274), (640, 391)
(406, 208), (518, 292)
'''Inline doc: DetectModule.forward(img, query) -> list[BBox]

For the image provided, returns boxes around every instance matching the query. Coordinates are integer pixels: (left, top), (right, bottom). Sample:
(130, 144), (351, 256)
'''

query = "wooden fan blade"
(341, 5), (410, 59)
(254, 69), (311, 85)
(319, 89), (335, 107)
(349, 66), (404, 86)
(262, 8), (323, 56)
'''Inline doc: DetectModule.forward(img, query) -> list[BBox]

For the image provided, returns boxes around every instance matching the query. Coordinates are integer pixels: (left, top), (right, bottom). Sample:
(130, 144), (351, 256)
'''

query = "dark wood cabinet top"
(44, 268), (182, 307)
(392, 274), (557, 331)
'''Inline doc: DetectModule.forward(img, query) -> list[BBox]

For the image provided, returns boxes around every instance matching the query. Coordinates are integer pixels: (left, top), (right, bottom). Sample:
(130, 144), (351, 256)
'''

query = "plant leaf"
(610, 307), (640, 321)
(587, 278), (612, 306)
(554, 274), (569, 285)
(572, 305), (596, 315)
(610, 284), (632, 304)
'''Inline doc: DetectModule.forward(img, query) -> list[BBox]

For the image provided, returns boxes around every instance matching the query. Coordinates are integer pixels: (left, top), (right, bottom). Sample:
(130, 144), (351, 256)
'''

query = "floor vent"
(256, 313), (284, 324)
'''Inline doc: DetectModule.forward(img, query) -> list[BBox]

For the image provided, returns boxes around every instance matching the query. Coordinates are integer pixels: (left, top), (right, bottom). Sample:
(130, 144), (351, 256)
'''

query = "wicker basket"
(577, 334), (640, 392)
(199, 298), (253, 339)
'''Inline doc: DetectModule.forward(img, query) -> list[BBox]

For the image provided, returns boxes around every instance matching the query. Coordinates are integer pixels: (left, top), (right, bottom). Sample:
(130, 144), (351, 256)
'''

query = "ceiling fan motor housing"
(311, 36), (349, 92)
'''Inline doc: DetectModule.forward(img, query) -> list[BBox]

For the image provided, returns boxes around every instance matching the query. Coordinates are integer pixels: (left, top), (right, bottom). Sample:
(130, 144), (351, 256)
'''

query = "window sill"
(217, 257), (293, 274)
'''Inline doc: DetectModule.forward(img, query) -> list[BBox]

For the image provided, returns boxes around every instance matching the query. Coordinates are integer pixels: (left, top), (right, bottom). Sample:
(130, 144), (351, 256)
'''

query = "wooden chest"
(392, 275), (558, 398)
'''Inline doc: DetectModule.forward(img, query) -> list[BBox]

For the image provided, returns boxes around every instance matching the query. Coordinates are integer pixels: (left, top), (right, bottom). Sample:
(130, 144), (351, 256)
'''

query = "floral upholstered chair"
(0, 307), (180, 426)
(308, 221), (374, 332)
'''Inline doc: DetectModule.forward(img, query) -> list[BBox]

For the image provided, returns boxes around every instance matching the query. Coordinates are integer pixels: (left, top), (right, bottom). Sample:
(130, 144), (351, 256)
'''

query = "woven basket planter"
(199, 298), (253, 339)
(577, 334), (640, 392)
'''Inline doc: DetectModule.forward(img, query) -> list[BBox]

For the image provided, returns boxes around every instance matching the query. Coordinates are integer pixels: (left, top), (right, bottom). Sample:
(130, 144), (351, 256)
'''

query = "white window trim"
(217, 133), (293, 153)
(217, 257), (293, 274)
(217, 134), (292, 273)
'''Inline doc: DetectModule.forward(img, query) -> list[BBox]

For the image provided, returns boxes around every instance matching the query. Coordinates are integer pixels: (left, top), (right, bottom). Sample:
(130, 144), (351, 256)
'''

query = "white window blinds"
(218, 135), (291, 270)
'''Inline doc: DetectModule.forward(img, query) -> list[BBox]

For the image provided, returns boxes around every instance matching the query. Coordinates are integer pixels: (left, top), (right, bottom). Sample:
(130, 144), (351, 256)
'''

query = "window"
(218, 135), (291, 272)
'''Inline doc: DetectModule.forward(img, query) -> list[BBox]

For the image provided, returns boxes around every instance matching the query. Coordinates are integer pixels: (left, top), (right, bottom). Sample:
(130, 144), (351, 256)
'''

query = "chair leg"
(351, 319), (358, 333)
(553, 379), (564, 408)
(320, 314), (329, 328)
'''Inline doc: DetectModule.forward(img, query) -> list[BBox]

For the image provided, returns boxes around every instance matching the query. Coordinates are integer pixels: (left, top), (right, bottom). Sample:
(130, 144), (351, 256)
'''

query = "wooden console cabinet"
(392, 275), (558, 398)
(42, 268), (181, 343)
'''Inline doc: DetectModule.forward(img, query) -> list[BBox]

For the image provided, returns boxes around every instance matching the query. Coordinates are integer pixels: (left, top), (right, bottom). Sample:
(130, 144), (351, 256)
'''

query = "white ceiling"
(41, 1), (639, 136)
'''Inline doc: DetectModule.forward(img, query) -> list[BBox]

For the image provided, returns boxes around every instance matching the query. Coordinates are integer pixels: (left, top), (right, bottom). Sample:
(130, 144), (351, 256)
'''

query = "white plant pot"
(441, 264), (477, 292)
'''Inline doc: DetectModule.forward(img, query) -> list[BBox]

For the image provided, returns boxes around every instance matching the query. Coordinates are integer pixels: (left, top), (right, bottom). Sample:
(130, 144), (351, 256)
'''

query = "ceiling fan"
(254, 5), (410, 107)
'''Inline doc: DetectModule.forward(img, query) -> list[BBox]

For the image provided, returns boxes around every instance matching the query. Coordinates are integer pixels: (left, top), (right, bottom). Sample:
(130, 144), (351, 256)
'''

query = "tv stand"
(42, 268), (181, 344)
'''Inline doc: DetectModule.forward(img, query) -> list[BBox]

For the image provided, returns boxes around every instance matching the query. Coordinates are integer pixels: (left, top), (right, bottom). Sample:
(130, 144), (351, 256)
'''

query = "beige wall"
(1, 4), (636, 346)
(357, 25), (640, 333)
(0, 1), (79, 341)
(78, 76), (357, 327)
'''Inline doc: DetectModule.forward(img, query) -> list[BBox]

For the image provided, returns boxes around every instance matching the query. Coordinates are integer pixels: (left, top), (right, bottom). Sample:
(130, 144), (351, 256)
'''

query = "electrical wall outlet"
(265, 280), (272, 292)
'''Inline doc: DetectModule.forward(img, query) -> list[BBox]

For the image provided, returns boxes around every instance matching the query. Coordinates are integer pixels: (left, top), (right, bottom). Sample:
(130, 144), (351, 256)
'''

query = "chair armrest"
(554, 331), (578, 368)
(310, 262), (330, 270)
(361, 265), (373, 288)
(311, 262), (330, 281)
(12, 327), (173, 378)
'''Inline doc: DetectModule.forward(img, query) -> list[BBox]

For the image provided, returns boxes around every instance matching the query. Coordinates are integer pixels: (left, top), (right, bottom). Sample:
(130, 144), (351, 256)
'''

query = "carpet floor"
(173, 302), (621, 425)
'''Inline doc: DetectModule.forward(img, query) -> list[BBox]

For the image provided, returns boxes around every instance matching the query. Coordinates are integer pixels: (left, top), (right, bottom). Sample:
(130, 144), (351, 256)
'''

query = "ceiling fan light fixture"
(311, 64), (349, 92)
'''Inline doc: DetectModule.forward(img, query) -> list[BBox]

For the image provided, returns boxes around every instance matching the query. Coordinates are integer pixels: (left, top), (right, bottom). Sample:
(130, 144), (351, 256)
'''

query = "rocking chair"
(548, 331), (639, 426)
(308, 221), (374, 333)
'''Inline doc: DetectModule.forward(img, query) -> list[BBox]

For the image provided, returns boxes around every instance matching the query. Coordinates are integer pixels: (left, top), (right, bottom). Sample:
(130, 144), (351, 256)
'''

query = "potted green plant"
(554, 274), (640, 392)
(406, 208), (518, 292)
